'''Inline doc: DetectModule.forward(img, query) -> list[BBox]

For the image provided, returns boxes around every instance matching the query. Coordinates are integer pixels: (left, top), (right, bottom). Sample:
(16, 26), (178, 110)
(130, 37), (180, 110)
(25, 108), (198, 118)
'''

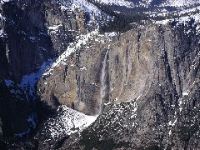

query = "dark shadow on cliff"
(2, 0), (55, 81)
(0, 0), (59, 143)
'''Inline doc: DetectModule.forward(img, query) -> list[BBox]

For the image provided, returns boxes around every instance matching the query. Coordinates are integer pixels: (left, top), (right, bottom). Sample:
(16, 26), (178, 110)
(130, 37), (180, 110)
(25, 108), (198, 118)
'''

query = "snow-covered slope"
(58, 0), (102, 15)
(164, 0), (200, 7)
(40, 106), (97, 139)
(56, 0), (113, 26)
(93, 0), (200, 8)
(93, 0), (133, 7)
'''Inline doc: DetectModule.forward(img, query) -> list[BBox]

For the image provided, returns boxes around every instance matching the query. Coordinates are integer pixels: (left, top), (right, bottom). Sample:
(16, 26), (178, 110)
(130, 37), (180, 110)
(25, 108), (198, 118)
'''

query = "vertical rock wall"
(38, 21), (200, 117)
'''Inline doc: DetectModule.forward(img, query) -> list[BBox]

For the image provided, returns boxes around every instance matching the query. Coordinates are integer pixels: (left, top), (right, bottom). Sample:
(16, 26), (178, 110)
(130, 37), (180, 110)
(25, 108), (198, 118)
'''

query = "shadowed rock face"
(0, 0), (91, 82)
(0, 0), (53, 81)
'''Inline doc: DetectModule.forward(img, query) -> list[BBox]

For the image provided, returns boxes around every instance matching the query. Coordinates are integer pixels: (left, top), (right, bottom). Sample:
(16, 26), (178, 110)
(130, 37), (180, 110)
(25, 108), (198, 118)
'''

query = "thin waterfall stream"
(99, 50), (109, 114)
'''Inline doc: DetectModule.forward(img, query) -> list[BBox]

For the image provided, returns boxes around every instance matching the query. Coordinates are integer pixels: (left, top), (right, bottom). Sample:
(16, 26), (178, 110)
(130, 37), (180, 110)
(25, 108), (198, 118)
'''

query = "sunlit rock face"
(38, 20), (200, 116)
(46, 22), (200, 150)
(35, 19), (200, 149)
(0, 0), (200, 149)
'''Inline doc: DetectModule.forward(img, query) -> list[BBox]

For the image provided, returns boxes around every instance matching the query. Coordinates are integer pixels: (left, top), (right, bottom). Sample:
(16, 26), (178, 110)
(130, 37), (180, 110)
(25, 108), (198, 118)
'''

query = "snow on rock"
(182, 91), (189, 96)
(20, 60), (52, 98)
(155, 5), (200, 26)
(104, 32), (117, 37)
(71, 0), (102, 14)
(168, 118), (177, 127)
(51, 0), (114, 30)
(4, 29), (116, 100)
(168, 129), (172, 136)
(48, 24), (62, 32)
(0, 0), (11, 4)
(164, 0), (200, 7)
(43, 105), (98, 139)
(4, 61), (53, 101)
(93, 0), (200, 8)
(94, 0), (133, 8)
(179, 98), (183, 112)
(43, 30), (99, 76)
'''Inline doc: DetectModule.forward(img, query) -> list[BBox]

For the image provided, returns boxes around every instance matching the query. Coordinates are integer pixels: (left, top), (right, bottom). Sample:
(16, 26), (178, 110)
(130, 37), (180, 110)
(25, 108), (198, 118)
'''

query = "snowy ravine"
(40, 106), (97, 140)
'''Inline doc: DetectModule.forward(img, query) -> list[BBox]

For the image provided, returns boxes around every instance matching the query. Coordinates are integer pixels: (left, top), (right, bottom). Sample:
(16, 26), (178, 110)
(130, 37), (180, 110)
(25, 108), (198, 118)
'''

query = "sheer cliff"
(36, 20), (200, 150)
(0, 0), (200, 150)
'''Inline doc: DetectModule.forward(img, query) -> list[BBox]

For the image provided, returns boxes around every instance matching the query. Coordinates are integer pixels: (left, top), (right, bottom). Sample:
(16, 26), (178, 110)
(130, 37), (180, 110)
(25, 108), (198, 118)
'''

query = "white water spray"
(99, 50), (109, 113)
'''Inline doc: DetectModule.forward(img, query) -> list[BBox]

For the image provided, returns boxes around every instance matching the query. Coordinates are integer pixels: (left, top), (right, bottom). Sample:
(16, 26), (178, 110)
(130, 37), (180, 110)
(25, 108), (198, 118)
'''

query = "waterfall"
(99, 50), (108, 113)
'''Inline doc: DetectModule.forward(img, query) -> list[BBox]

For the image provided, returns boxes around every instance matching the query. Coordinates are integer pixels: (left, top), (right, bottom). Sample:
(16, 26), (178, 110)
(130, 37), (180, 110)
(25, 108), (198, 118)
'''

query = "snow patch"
(48, 24), (62, 32)
(0, 29), (5, 37)
(168, 118), (177, 127)
(164, 0), (200, 7)
(0, 0), (11, 4)
(94, 0), (133, 8)
(72, 0), (102, 15)
(182, 91), (189, 96)
(20, 60), (52, 98)
(169, 130), (172, 136)
(80, 66), (87, 71)
(104, 32), (117, 37)
(155, 6), (200, 25)
(44, 106), (98, 139)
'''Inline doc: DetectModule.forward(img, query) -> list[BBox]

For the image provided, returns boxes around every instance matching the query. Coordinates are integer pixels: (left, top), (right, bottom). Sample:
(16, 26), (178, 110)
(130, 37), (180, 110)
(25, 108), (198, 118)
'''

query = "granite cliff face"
(36, 21), (200, 150)
(0, 0), (200, 149)
(63, 25), (199, 149)
(38, 20), (200, 116)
